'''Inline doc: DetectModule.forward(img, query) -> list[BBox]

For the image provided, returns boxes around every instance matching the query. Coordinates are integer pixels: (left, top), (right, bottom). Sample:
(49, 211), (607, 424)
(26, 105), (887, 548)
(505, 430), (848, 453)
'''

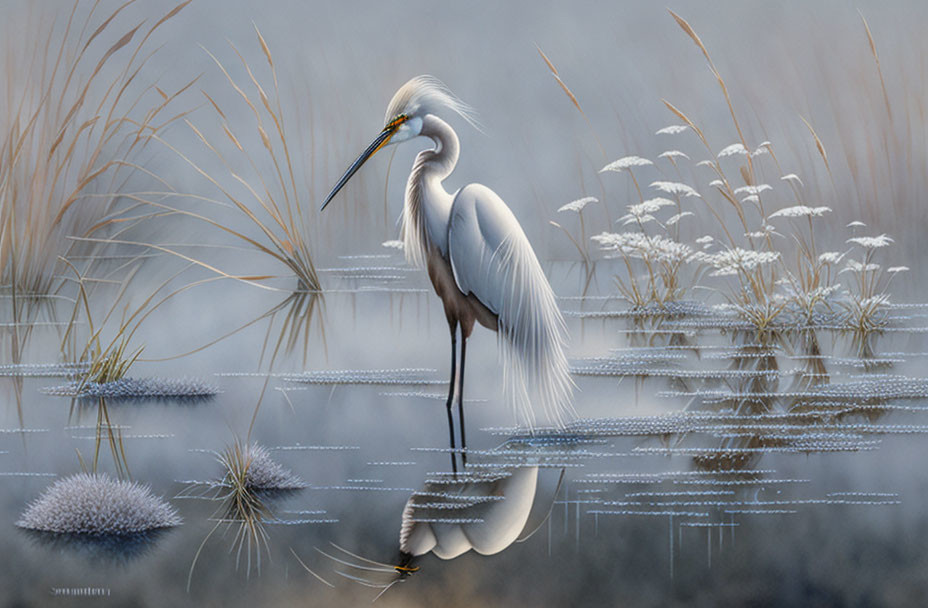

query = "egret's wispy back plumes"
(494, 234), (575, 430)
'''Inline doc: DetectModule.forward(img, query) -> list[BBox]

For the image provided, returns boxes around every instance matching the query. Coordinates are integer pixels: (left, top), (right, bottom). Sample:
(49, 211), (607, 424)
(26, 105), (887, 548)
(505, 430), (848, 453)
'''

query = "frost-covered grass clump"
(16, 474), (181, 535)
(222, 443), (305, 492)
(41, 377), (219, 400)
(191, 442), (304, 577)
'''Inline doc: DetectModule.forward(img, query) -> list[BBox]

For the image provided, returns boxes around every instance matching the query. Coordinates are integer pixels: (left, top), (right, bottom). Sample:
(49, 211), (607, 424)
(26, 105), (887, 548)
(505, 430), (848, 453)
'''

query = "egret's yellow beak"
(320, 115), (408, 211)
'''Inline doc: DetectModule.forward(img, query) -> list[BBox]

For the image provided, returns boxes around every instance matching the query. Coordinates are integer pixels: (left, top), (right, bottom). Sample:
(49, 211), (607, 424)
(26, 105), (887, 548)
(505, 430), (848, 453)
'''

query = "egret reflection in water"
(318, 460), (563, 597)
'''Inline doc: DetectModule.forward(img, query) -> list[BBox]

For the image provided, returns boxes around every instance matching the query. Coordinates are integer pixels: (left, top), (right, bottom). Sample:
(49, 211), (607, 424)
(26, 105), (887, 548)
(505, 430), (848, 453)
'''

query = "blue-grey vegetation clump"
(239, 444), (306, 491)
(41, 377), (219, 400)
(16, 474), (181, 535)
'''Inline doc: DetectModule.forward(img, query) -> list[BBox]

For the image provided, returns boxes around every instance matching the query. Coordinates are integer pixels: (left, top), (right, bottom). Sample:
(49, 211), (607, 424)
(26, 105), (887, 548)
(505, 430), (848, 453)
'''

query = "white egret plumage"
(321, 76), (575, 471)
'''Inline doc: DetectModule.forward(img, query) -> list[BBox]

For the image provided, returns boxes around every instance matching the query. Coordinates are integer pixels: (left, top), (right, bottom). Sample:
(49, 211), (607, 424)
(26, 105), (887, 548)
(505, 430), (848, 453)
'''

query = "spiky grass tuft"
(222, 443), (305, 492)
(17, 473), (181, 535)
(42, 376), (219, 400)
(187, 440), (296, 581)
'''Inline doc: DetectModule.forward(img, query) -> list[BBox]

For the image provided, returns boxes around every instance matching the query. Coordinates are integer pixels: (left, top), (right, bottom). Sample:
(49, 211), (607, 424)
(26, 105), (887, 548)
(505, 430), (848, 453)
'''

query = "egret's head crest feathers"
(386, 75), (481, 132)
(320, 75), (479, 211)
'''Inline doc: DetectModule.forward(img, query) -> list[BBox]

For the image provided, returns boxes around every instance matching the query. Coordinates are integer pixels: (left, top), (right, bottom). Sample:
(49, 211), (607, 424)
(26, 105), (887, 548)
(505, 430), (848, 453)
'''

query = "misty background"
(1, 0), (927, 606)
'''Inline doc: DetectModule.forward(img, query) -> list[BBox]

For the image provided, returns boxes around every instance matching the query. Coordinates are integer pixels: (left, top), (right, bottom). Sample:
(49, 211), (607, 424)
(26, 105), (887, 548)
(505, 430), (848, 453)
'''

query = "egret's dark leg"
(445, 321), (458, 474)
(459, 334), (468, 467)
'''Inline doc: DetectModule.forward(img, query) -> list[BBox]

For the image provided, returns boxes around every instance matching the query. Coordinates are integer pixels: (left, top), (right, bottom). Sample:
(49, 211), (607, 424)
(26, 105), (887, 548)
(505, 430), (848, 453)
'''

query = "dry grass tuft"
(147, 27), (321, 295)
(187, 439), (280, 587)
(0, 1), (193, 363)
(0, 0), (192, 294)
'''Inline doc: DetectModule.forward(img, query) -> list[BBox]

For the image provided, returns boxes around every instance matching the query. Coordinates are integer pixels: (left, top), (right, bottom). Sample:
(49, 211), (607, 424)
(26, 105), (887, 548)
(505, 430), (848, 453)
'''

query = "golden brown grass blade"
(70, 235), (280, 289)
(668, 9), (712, 66)
(83, 0), (139, 53)
(661, 99), (708, 148)
(92, 22), (143, 76)
(799, 115), (831, 175)
(859, 11), (893, 122)
(255, 25), (274, 69)
(150, 0), (192, 33)
(536, 44), (605, 159)
(667, 10), (753, 179)
(201, 90), (227, 120)
(535, 44), (581, 114)
(535, 44), (559, 76)
(223, 124), (244, 151)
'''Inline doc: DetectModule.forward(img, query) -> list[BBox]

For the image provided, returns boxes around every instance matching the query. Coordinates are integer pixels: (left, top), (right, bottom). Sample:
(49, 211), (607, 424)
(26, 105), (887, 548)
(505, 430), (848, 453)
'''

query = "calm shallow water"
(2, 258), (928, 607)
(3, 0), (928, 604)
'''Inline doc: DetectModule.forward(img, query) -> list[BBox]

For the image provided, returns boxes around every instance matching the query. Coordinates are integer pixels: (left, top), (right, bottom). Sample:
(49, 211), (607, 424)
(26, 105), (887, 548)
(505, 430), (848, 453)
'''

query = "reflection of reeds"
(258, 292), (325, 370)
(58, 254), (211, 477)
(88, 397), (130, 479)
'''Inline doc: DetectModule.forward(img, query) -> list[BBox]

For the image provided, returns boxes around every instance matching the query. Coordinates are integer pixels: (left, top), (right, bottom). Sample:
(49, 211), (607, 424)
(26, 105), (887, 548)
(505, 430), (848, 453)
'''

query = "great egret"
(321, 76), (575, 471)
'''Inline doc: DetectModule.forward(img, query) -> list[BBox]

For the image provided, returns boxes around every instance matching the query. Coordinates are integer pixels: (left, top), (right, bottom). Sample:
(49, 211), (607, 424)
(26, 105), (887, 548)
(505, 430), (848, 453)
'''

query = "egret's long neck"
(403, 115), (460, 265)
(417, 114), (459, 179)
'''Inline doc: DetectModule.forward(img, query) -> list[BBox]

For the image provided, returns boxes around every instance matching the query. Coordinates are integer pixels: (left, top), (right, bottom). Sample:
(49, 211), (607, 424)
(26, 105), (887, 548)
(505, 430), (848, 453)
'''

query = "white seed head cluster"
(768, 205), (832, 219)
(847, 234), (893, 249)
(818, 251), (845, 265)
(658, 150), (689, 161)
(592, 232), (694, 264)
(744, 225), (778, 239)
(751, 142), (771, 157)
(842, 259), (881, 274)
(649, 181), (700, 198)
(691, 247), (781, 277)
(656, 125), (689, 135)
(717, 143), (748, 157)
(733, 184), (772, 196)
(619, 197), (675, 225)
(558, 196), (598, 214)
(667, 211), (694, 226)
(17, 474), (181, 535)
(600, 156), (653, 173)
